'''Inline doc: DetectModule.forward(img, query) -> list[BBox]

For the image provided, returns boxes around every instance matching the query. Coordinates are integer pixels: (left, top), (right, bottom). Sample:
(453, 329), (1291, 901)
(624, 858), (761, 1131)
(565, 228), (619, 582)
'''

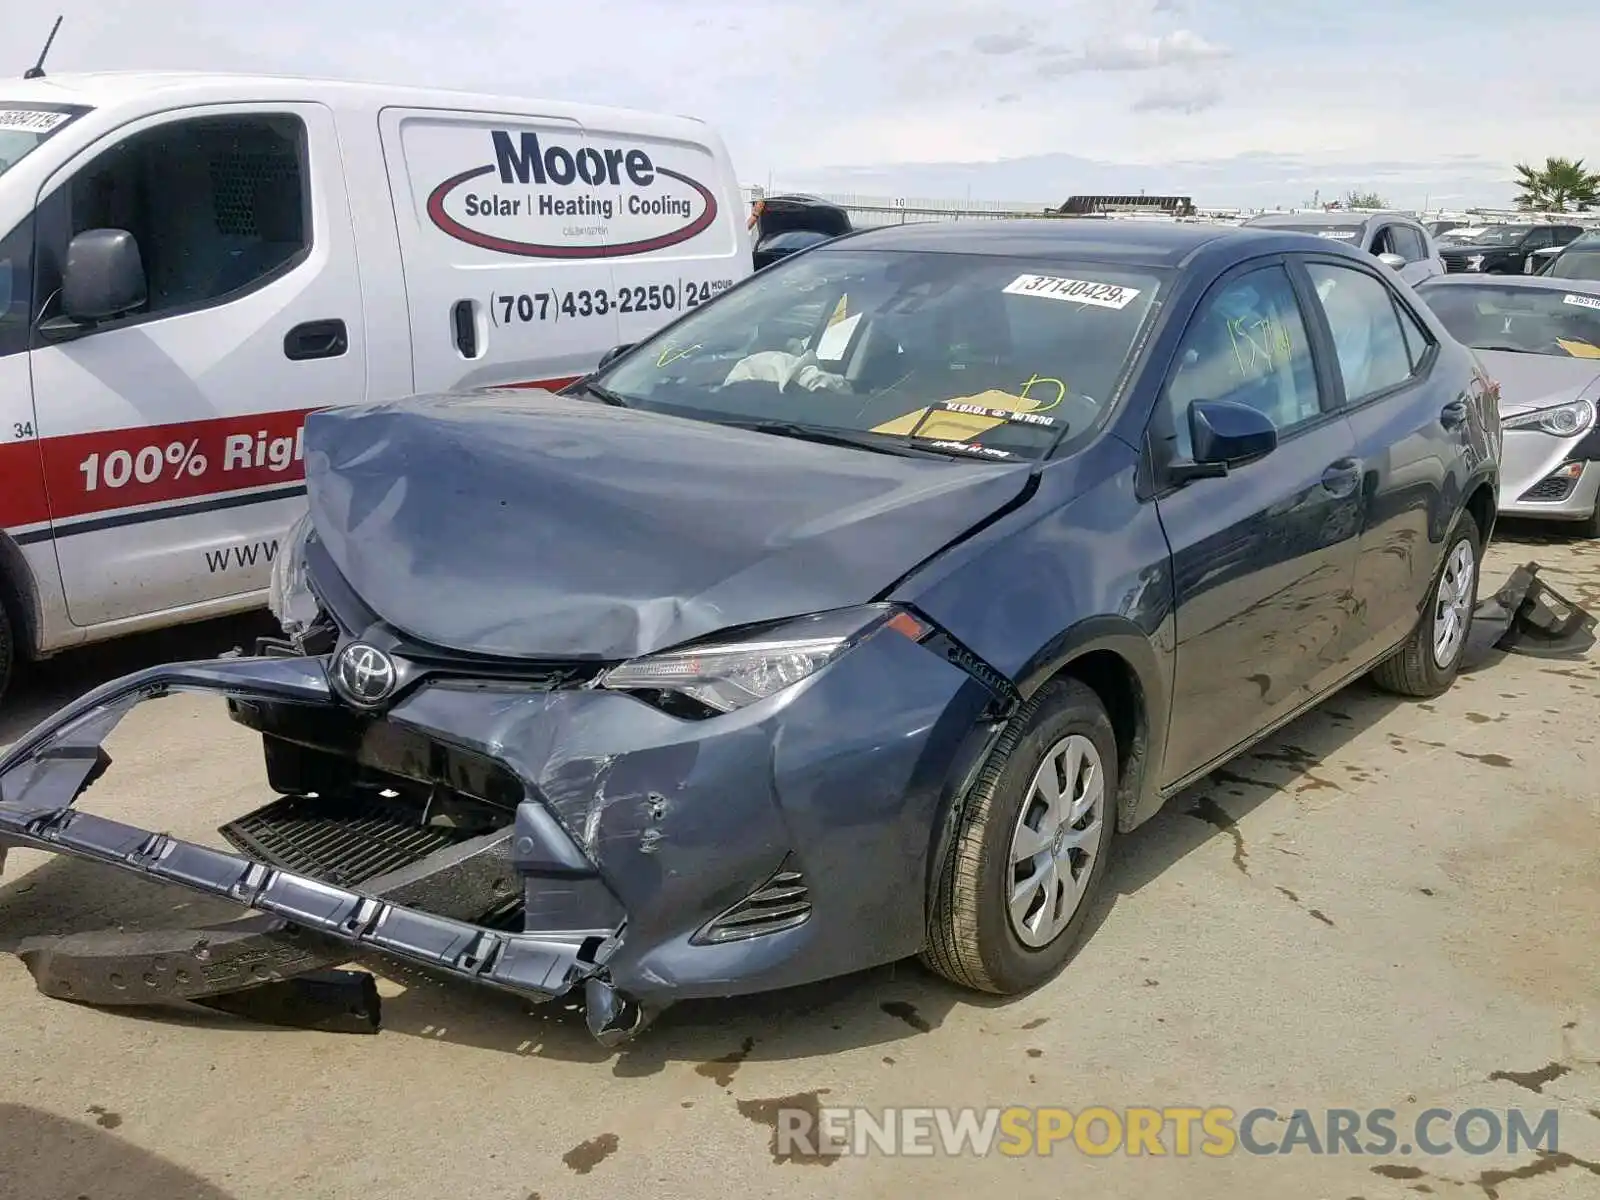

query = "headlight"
(600, 604), (928, 714)
(1503, 398), (1596, 437)
(1466, 254), (1484, 271)
(267, 510), (321, 640)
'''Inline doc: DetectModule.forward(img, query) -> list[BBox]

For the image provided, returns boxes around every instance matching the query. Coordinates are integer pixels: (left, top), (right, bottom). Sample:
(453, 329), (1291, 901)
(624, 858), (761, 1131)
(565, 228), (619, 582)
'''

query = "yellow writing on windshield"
(656, 343), (701, 367)
(1018, 373), (1067, 412)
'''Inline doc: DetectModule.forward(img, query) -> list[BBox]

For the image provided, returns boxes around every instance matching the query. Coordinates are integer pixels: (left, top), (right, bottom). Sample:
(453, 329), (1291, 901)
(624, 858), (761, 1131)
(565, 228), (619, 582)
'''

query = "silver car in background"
(1417, 275), (1600, 536)
(1243, 211), (1446, 287)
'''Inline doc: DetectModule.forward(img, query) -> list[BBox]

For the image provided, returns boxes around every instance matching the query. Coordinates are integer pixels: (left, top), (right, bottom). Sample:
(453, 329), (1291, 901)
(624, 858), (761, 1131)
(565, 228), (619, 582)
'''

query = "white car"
(1242, 212), (1446, 287)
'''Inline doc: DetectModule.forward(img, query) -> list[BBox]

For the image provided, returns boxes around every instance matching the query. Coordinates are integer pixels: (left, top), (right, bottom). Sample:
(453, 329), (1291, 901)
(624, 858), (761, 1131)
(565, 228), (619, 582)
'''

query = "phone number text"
(490, 279), (735, 325)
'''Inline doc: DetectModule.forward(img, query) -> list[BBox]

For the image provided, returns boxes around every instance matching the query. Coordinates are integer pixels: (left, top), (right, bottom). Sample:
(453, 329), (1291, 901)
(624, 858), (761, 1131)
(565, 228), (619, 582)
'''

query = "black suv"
(1440, 222), (1585, 274)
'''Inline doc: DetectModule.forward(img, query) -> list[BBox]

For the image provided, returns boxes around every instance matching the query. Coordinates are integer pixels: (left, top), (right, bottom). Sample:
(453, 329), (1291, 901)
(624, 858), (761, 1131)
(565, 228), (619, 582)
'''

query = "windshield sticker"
(923, 440), (1015, 460)
(1317, 230), (1361, 240)
(1557, 338), (1600, 359)
(935, 400), (1059, 428)
(1003, 274), (1142, 310)
(0, 108), (71, 132)
(1562, 293), (1600, 312)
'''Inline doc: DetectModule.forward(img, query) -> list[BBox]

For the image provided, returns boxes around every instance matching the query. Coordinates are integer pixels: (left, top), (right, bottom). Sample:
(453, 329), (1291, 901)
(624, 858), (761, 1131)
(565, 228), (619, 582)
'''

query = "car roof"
(1418, 274), (1600, 297)
(831, 218), (1300, 269)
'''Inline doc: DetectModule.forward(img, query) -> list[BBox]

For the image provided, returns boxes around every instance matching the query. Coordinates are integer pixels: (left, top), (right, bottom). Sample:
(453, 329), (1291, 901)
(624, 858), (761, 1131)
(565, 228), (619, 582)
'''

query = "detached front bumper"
(0, 627), (990, 1039)
(0, 657), (607, 1011)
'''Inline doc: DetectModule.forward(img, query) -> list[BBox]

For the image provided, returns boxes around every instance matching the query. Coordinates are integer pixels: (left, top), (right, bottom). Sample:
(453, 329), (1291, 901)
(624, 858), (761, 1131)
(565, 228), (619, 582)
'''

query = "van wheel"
(1371, 514), (1481, 698)
(921, 678), (1117, 994)
(0, 600), (13, 706)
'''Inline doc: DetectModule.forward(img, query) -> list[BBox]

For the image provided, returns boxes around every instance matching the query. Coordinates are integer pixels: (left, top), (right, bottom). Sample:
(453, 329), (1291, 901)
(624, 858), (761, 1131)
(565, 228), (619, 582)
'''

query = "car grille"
(693, 858), (812, 944)
(220, 792), (482, 887)
(1522, 475), (1577, 502)
(1441, 255), (1473, 273)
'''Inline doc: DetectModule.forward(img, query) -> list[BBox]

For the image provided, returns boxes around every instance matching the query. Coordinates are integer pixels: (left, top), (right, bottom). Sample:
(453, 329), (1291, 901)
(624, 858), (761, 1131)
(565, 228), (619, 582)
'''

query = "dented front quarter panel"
(363, 625), (991, 1004)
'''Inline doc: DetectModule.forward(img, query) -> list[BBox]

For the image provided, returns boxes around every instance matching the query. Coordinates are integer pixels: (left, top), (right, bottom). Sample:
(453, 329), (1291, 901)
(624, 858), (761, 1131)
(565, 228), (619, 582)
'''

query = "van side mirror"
(597, 342), (635, 370)
(54, 229), (148, 327)
(1376, 252), (1407, 271)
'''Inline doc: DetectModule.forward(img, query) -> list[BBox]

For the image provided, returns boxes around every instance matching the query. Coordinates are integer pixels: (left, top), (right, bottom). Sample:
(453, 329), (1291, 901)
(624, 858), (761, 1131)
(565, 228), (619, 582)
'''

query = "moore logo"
(425, 129), (718, 259)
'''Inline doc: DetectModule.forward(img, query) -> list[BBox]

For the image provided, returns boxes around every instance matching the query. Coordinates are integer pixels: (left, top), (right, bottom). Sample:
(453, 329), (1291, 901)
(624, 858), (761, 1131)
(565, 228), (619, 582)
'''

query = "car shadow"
(0, 1102), (241, 1200)
(0, 610), (277, 748)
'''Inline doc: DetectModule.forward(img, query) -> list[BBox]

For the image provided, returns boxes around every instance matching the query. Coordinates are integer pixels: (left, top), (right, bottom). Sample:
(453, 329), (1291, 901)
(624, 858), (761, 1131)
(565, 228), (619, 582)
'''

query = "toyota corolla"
(0, 220), (1500, 1042)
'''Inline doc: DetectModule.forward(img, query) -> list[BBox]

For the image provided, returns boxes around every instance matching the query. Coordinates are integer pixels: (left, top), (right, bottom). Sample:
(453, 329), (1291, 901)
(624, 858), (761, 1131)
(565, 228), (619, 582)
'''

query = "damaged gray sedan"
(0, 221), (1505, 1042)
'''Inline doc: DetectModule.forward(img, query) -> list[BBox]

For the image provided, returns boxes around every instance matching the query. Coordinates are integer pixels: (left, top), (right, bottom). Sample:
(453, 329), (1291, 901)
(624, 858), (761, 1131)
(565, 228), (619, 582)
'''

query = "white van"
(0, 72), (751, 698)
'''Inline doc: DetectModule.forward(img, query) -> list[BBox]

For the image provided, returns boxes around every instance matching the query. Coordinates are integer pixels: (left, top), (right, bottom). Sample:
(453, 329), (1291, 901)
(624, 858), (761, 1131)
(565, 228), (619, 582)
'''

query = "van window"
(52, 114), (309, 320)
(0, 216), (31, 358)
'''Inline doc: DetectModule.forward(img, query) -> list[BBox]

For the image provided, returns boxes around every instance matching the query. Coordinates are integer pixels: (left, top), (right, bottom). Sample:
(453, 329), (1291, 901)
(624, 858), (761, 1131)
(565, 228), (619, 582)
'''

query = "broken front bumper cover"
(0, 656), (636, 1037)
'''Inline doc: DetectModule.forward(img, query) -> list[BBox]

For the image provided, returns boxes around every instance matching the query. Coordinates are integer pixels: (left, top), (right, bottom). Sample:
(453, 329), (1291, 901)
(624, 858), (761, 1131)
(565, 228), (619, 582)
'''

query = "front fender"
(892, 440), (1177, 834)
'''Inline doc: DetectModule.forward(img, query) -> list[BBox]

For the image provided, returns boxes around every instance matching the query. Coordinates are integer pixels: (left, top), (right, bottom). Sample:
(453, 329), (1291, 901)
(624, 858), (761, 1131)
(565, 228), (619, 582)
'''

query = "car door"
(1151, 257), (1364, 785)
(27, 102), (365, 628)
(1296, 256), (1472, 665)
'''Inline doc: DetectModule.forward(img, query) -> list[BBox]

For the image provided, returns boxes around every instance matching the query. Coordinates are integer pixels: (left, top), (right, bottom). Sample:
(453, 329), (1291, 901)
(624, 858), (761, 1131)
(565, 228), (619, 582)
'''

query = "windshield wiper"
(575, 379), (632, 407)
(723, 419), (967, 459)
(1473, 343), (1538, 354)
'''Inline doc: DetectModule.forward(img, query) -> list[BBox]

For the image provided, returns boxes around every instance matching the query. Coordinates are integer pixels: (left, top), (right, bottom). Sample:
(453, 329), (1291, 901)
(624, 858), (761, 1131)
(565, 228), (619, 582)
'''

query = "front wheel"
(921, 678), (1117, 994)
(1371, 514), (1481, 698)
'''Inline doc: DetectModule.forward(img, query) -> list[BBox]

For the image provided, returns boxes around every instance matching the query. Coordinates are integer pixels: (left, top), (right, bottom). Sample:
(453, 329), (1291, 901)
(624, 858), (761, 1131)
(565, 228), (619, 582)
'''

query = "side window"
(1368, 225), (1393, 256)
(1554, 227), (1583, 247)
(1162, 263), (1322, 457)
(1304, 263), (1415, 403)
(0, 215), (32, 358)
(1522, 227), (1555, 251)
(1393, 297), (1436, 372)
(46, 113), (309, 324)
(1391, 225), (1427, 262)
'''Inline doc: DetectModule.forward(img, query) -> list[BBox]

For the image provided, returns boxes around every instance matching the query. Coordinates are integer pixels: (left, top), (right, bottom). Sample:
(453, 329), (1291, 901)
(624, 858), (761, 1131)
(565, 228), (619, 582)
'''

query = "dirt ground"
(1, 521), (1597, 1200)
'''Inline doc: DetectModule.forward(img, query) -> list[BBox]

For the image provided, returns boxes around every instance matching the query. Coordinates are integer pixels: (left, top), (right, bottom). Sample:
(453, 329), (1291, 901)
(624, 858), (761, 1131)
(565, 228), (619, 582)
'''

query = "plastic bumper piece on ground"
(0, 657), (612, 1013)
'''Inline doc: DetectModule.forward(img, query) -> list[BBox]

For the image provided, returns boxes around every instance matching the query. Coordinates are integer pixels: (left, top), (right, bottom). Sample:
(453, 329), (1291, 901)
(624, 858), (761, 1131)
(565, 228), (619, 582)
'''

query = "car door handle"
(1320, 458), (1362, 498)
(1440, 400), (1468, 429)
(284, 319), (348, 362)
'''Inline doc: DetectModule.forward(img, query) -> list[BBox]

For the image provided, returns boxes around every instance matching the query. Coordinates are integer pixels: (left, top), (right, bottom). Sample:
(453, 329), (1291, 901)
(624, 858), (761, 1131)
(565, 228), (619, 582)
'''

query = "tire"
(921, 677), (1118, 994)
(1370, 513), (1481, 698)
(1577, 502), (1600, 540)
(0, 600), (12, 708)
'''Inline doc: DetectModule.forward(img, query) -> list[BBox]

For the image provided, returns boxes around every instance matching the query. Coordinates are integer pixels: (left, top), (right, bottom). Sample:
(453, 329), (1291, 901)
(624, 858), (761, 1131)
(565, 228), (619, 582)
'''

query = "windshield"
(591, 248), (1166, 462)
(1420, 283), (1600, 358)
(0, 105), (87, 178)
(1466, 225), (1532, 246)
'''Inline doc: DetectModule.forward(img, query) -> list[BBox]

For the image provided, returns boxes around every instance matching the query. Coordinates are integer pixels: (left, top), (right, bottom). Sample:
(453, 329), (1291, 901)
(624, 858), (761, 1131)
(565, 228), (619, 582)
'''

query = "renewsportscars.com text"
(204, 539), (278, 573)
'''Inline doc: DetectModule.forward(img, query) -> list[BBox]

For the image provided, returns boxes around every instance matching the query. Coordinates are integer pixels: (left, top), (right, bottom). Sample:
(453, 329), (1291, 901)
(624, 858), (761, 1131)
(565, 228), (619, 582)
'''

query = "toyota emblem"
(332, 642), (398, 706)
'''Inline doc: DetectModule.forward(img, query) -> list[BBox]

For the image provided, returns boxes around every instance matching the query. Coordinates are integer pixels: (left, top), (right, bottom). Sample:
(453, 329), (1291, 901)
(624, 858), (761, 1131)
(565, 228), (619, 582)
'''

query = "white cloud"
(1038, 29), (1232, 76)
(1131, 79), (1223, 114)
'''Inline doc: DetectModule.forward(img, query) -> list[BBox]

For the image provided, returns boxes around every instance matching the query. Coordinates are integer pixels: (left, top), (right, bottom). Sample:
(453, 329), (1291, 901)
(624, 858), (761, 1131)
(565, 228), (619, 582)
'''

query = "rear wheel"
(921, 678), (1117, 994)
(1371, 514), (1481, 698)
(0, 600), (13, 707)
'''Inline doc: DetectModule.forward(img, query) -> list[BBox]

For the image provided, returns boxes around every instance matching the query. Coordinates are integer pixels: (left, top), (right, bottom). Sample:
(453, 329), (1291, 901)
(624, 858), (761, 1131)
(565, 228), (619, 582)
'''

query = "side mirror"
(596, 342), (635, 370)
(40, 229), (147, 339)
(1181, 399), (1278, 477)
(1376, 252), (1407, 270)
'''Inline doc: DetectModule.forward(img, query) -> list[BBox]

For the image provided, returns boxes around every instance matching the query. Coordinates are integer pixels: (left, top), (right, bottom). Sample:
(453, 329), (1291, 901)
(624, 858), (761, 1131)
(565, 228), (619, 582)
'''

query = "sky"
(3, 0), (1597, 210)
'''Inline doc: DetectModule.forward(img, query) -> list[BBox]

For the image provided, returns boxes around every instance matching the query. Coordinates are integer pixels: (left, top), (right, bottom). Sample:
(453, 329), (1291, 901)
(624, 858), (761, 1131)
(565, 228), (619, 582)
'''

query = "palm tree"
(1512, 157), (1600, 212)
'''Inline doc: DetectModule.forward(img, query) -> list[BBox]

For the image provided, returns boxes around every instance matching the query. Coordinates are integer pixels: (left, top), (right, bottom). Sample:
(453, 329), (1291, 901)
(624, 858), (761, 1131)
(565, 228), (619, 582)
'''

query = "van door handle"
(1320, 458), (1362, 498)
(284, 319), (348, 361)
(1440, 400), (1468, 429)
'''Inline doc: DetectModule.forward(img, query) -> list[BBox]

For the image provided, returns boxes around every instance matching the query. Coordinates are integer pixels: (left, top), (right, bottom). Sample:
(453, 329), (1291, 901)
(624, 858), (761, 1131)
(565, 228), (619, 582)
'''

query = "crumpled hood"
(1474, 350), (1600, 416)
(302, 390), (1033, 660)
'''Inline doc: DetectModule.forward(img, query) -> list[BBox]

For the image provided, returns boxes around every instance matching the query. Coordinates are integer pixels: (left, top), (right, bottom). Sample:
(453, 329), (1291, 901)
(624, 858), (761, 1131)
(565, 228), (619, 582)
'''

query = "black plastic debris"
(1464, 562), (1598, 666)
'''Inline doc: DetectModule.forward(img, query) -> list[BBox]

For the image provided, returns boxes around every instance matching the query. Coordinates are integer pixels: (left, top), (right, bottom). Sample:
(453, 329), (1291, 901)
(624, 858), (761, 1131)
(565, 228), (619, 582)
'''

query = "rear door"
(379, 108), (622, 394)
(1297, 255), (1473, 665)
(28, 101), (365, 627)
(1152, 257), (1364, 784)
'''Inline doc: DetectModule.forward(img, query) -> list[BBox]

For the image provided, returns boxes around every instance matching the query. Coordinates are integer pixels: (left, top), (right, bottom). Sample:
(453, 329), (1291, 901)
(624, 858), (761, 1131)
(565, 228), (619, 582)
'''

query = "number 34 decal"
(12, 421), (34, 439)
